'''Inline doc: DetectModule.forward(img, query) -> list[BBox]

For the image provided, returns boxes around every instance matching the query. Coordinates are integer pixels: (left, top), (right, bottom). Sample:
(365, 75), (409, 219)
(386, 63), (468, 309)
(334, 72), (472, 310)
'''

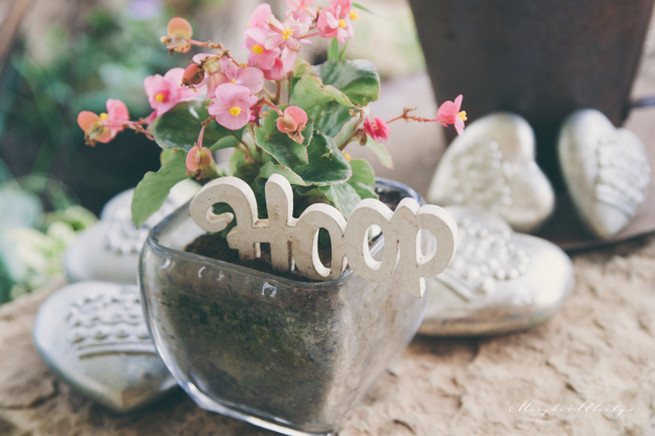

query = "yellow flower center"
(458, 111), (468, 122)
(155, 93), (165, 103)
(229, 106), (242, 117)
(230, 78), (236, 83)
(350, 10), (359, 20)
(282, 26), (293, 40)
(338, 19), (347, 29)
(252, 44), (264, 54)
(99, 113), (109, 121)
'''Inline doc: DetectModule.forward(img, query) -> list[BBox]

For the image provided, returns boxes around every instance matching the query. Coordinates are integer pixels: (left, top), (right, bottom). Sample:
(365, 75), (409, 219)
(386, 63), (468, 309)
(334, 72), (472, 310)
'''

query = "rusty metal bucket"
(409, 0), (655, 189)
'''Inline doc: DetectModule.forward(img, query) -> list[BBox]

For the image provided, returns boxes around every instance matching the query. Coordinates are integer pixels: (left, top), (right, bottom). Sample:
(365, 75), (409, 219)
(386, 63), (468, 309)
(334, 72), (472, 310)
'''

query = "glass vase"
(139, 179), (428, 436)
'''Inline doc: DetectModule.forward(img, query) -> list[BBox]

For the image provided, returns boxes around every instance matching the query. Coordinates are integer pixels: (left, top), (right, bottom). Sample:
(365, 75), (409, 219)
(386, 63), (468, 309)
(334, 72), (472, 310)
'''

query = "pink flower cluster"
(77, 0), (467, 175)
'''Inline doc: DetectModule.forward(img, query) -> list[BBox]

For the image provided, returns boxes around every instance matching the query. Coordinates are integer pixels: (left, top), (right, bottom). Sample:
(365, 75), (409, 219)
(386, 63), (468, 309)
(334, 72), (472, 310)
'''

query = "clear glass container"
(139, 180), (427, 436)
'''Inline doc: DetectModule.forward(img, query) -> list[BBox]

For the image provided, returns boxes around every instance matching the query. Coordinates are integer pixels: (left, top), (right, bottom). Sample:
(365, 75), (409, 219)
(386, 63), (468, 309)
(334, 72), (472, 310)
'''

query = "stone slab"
(1, 234), (655, 435)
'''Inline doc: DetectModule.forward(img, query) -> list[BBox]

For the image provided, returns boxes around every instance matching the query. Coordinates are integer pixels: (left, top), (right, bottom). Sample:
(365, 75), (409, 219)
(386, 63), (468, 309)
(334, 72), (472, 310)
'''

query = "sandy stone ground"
(2, 1), (655, 435)
(1, 234), (654, 436)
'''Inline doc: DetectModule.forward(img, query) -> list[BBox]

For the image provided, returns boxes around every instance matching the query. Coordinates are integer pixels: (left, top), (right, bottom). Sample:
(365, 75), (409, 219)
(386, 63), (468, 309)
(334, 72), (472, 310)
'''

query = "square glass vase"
(138, 179), (428, 436)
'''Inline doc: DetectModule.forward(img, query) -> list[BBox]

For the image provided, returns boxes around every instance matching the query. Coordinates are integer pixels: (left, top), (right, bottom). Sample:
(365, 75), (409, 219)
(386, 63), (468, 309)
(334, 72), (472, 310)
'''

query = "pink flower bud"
(186, 146), (214, 172)
(182, 63), (205, 87)
(276, 106), (309, 144)
(161, 17), (193, 53)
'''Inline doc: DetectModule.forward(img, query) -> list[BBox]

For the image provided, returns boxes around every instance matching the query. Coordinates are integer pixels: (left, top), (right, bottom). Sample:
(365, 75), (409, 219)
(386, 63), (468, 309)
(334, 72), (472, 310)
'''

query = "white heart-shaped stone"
(33, 282), (178, 412)
(419, 206), (574, 336)
(558, 108), (651, 238)
(428, 112), (555, 233)
(65, 182), (197, 284)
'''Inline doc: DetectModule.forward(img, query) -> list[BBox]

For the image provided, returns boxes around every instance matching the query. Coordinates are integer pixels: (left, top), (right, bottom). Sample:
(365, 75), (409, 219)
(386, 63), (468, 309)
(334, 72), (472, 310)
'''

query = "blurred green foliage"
(0, 158), (97, 304)
(0, 3), (176, 212)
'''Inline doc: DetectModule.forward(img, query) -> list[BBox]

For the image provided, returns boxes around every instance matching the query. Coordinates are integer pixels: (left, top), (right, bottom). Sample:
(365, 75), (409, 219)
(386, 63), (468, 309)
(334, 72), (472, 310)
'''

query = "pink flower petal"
(168, 17), (192, 39)
(77, 111), (99, 133)
(249, 3), (272, 28)
(106, 99), (129, 125)
(236, 67), (264, 94)
(262, 58), (284, 81)
(210, 83), (256, 130)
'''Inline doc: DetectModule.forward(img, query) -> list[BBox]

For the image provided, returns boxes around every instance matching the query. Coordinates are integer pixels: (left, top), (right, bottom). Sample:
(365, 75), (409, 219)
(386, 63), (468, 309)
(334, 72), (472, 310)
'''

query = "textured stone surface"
(428, 113), (555, 233)
(558, 109), (651, 239)
(1, 235), (655, 435)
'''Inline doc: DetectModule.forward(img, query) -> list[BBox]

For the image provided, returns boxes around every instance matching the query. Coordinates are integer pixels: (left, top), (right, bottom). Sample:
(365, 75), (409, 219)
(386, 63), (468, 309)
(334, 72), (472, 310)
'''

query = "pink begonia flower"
(276, 106), (308, 143)
(286, 0), (315, 25)
(436, 94), (467, 135)
(317, 0), (357, 43)
(77, 99), (129, 145)
(209, 83), (258, 130)
(249, 3), (273, 28)
(265, 16), (311, 73)
(363, 116), (390, 143)
(144, 68), (198, 118)
(219, 63), (264, 94)
(191, 55), (264, 96)
(245, 36), (281, 71)
(186, 146), (214, 173)
(243, 6), (282, 74)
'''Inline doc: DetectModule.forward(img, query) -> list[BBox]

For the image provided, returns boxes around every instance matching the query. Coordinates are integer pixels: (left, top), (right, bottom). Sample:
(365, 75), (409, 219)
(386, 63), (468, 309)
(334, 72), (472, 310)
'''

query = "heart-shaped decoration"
(65, 182), (197, 284)
(33, 281), (178, 412)
(558, 108), (651, 238)
(428, 112), (555, 233)
(419, 206), (574, 336)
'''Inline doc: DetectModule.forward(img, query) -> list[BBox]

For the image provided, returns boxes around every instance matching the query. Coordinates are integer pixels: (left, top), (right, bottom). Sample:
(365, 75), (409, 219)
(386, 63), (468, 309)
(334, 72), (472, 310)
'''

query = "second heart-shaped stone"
(428, 112), (555, 233)
(558, 108), (651, 238)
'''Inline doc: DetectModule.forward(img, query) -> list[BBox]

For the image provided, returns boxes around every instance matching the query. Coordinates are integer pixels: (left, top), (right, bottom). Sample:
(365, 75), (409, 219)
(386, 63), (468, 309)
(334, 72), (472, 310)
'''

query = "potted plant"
(77, 1), (463, 434)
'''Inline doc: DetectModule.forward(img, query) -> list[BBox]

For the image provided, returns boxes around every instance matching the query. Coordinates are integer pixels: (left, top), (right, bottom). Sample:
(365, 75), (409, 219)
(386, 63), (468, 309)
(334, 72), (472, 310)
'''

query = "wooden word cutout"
(190, 174), (457, 297)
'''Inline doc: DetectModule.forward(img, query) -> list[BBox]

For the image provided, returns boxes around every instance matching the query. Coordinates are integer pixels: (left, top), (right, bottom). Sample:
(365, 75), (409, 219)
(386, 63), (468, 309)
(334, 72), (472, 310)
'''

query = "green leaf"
(257, 161), (305, 186)
(254, 113), (311, 168)
(291, 75), (353, 109)
(347, 158), (377, 199)
(366, 140), (394, 169)
(210, 135), (241, 152)
(131, 148), (189, 227)
(293, 133), (351, 185)
(292, 59), (317, 78)
(318, 59), (380, 106)
(229, 148), (261, 185)
(318, 182), (362, 218)
(307, 103), (354, 138)
(332, 112), (363, 149)
(149, 101), (239, 151)
(293, 159), (377, 218)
